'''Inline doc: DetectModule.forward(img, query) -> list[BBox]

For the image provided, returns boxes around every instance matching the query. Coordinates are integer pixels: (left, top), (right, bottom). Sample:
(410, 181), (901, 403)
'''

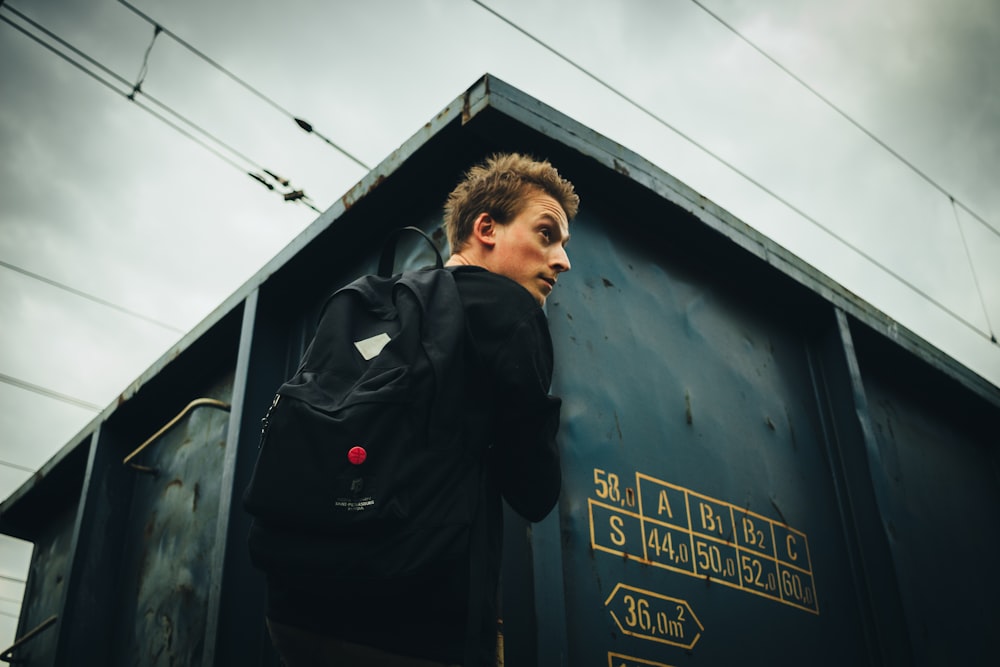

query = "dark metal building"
(2, 75), (997, 666)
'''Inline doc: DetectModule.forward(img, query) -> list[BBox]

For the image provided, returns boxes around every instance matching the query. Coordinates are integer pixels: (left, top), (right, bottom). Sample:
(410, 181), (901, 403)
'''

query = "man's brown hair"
(444, 153), (579, 253)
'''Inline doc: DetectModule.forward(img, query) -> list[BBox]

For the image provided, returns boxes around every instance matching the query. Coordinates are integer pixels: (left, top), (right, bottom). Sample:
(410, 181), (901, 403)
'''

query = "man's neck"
(445, 253), (476, 267)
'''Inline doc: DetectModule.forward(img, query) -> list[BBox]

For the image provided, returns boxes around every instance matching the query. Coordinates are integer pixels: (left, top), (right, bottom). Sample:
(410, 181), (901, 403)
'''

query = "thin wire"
(0, 574), (26, 585)
(1, 13), (245, 172)
(116, 0), (370, 170)
(688, 0), (999, 343)
(0, 460), (35, 473)
(0, 260), (184, 333)
(2, 6), (257, 169)
(128, 23), (161, 99)
(1, 8), (320, 211)
(471, 0), (996, 344)
(688, 0), (1000, 242)
(951, 199), (996, 342)
(0, 372), (102, 412)
(0, 9), (325, 416)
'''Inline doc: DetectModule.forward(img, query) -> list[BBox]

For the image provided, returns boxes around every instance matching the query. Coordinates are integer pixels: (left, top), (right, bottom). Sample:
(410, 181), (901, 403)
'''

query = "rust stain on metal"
(341, 174), (387, 212)
(177, 582), (196, 601)
(368, 174), (386, 194)
(461, 90), (472, 124)
(685, 390), (693, 424)
(340, 190), (357, 212)
(165, 479), (183, 491)
(612, 159), (630, 177)
(602, 277), (615, 288)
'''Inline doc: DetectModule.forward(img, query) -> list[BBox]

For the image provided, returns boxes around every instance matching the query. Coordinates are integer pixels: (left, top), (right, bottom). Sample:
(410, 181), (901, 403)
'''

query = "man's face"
(485, 191), (571, 305)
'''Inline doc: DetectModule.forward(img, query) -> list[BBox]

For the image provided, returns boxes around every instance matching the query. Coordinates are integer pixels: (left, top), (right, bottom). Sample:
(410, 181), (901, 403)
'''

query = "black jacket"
(265, 266), (562, 665)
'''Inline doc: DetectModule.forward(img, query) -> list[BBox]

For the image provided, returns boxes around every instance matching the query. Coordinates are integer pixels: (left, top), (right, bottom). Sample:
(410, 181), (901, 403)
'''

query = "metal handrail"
(0, 615), (57, 664)
(123, 398), (231, 472)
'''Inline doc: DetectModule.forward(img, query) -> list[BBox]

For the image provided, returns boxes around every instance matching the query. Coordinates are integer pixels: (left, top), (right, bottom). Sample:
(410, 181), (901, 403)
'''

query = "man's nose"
(552, 245), (571, 273)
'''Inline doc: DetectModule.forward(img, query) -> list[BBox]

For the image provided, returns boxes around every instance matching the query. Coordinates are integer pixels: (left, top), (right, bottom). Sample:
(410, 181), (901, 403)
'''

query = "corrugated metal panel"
(1, 75), (996, 666)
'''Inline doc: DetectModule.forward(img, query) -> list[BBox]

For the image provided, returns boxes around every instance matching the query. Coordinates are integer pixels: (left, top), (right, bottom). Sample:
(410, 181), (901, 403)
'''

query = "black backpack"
(243, 228), (488, 660)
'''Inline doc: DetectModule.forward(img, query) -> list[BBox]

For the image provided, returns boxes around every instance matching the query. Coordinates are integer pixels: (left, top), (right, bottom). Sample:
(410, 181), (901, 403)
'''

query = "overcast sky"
(1, 0), (998, 646)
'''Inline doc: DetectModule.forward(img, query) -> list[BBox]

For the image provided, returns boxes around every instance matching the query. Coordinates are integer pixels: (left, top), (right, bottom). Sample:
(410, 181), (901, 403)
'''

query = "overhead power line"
(2, 7), (243, 170)
(0, 373), (101, 412)
(471, 0), (998, 345)
(0, 260), (184, 334)
(1, 5), (322, 213)
(127, 21), (160, 99)
(116, 0), (370, 171)
(0, 5), (328, 420)
(685, 0), (998, 342)
(687, 0), (1000, 242)
(0, 459), (35, 474)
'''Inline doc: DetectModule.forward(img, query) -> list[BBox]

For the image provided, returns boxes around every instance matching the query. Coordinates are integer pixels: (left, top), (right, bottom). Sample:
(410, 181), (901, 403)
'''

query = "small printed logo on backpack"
(336, 477), (375, 512)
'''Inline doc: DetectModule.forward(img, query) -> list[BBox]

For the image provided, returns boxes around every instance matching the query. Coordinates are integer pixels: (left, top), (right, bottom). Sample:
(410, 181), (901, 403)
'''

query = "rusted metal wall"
(110, 377), (231, 665)
(1, 75), (996, 666)
(1, 304), (243, 664)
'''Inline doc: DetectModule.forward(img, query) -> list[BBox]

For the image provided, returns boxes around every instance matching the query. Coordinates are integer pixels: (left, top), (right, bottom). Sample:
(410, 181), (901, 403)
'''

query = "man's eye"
(540, 228), (552, 240)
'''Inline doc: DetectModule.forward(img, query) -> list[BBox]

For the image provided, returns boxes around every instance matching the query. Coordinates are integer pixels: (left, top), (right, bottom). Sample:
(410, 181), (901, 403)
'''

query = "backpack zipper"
(259, 394), (281, 445)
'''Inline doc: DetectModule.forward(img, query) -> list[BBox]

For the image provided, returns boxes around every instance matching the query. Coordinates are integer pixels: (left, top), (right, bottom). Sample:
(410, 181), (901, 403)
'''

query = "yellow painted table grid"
(588, 469), (820, 614)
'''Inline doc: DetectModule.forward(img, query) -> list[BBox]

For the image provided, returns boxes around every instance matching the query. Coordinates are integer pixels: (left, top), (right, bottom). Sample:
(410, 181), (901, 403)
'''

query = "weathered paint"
(110, 377), (231, 665)
(1, 75), (996, 666)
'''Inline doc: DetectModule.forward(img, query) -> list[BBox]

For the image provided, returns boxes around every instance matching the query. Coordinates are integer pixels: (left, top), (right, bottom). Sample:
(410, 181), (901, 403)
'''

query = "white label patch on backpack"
(354, 332), (391, 360)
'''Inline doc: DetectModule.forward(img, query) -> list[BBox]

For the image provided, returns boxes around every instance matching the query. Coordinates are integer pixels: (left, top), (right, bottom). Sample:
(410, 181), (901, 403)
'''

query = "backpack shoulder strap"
(397, 268), (464, 451)
(378, 226), (444, 277)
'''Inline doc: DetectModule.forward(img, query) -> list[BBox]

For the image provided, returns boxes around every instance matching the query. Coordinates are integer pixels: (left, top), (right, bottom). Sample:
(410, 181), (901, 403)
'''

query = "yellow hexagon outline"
(604, 583), (704, 650)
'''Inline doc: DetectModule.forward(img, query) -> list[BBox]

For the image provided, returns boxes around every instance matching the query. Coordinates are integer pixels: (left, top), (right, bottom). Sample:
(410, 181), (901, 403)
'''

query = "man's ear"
(471, 212), (498, 249)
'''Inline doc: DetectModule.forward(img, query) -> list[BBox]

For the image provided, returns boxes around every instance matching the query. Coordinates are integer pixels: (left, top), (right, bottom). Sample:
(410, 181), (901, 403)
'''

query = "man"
(265, 153), (578, 666)
(444, 152), (575, 307)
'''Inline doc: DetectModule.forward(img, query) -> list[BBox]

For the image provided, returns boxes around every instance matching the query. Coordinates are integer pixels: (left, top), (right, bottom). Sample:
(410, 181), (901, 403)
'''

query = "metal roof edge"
(483, 77), (1000, 404)
(0, 427), (90, 523)
(0, 77), (497, 502)
(126, 76), (493, 406)
(8, 74), (995, 502)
